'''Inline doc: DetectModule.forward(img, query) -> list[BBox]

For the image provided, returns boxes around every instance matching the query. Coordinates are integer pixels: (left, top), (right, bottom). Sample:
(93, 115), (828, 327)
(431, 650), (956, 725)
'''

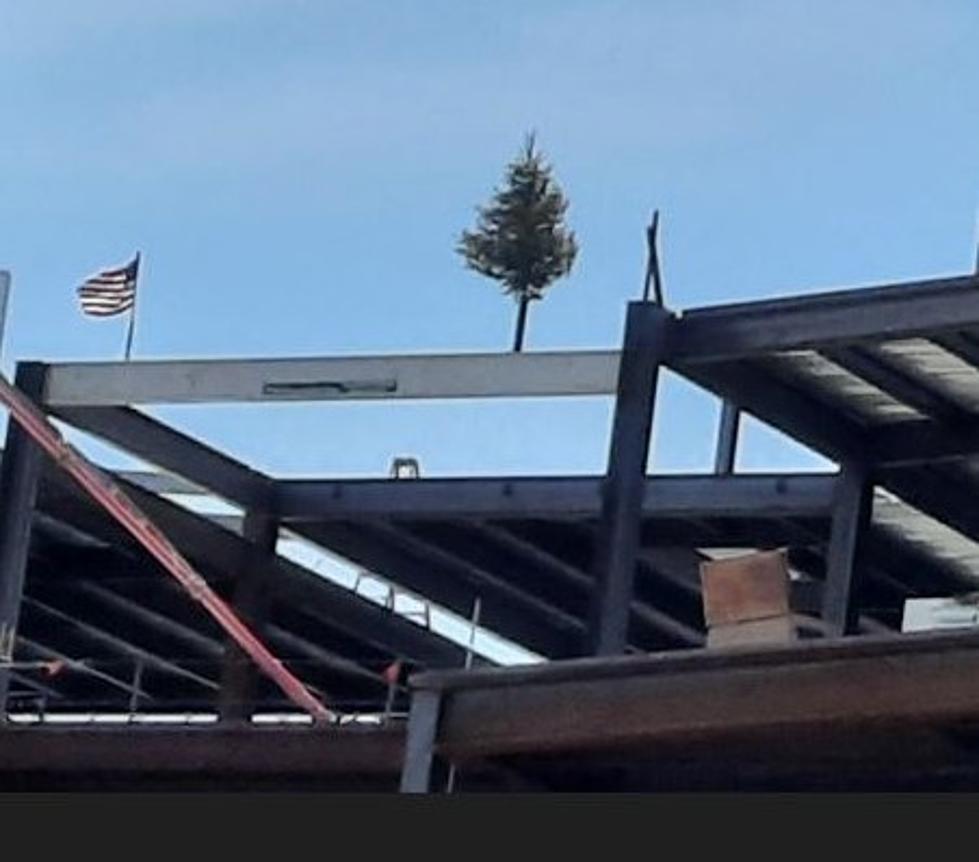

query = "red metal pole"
(0, 372), (333, 723)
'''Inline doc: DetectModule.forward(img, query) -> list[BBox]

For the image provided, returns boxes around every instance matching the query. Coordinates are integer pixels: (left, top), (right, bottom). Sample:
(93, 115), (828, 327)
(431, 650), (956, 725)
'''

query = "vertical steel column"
(399, 689), (443, 794)
(822, 461), (873, 636)
(0, 363), (47, 715)
(713, 400), (741, 475)
(587, 303), (671, 656)
(218, 511), (279, 721)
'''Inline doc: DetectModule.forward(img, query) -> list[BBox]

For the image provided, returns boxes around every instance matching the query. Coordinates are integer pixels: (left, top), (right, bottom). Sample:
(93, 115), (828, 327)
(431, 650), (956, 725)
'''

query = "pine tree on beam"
(457, 133), (578, 352)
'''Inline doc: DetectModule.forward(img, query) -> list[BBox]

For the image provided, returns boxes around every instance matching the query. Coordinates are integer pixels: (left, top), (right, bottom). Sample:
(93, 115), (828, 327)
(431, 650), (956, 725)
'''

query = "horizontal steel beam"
(274, 474), (837, 521)
(42, 351), (621, 407)
(21, 597), (219, 692)
(416, 629), (979, 761)
(38, 276), (979, 409)
(0, 725), (406, 787)
(671, 274), (979, 364)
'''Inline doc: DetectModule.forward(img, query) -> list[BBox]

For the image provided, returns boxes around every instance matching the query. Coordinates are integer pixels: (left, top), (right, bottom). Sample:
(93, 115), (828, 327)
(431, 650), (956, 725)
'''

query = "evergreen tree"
(457, 134), (578, 352)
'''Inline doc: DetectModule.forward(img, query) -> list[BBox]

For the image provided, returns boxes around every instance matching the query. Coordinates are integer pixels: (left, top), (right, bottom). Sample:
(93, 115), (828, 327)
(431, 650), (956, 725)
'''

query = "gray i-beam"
(822, 462), (874, 636)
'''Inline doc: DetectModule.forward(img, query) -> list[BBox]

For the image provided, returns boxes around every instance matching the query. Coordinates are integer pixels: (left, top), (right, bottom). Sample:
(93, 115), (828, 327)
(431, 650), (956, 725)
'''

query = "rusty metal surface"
(429, 631), (979, 762)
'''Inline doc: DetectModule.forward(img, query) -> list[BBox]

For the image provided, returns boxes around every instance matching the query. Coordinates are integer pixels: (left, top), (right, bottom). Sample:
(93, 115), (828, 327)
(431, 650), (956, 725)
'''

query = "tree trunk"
(512, 295), (531, 352)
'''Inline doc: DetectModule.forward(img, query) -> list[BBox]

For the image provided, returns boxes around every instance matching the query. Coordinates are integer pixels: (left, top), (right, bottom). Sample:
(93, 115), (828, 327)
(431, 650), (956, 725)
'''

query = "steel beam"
(35, 468), (468, 670)
(276, 477), (604, 521)
(0, 363), (47, 713)
(932, 331), (979, 368)
(67, 581), (224, 657)
(878, 466), (979, 544)
(0, 724), (406, 790)
(400, 689), (443, 793)
(446, 521), (702, 647)
(678, 354), (979, 472)
(20, 597), (218, 692)
(38, 276), (979, 408)
(684, 359), (979, 467)
(822, 463), (874, 636)
(112, 481), (469, 669)
(53, 406), (271, 510)
(588, 304), (670, 656)
(419, 629), (979, 764)
(309, 519), (582, 655)
(820, 346), (973, 426)
(264, 625), (387, 690)
(676, 359), (867, 463)
(713, 400), (741, 475)
(670, 274), (979, 364)
(869, 419), (979, 465)
(274, 473), (836, 522)
(42, 351), (621, 407)
(219, 512), (278, 721)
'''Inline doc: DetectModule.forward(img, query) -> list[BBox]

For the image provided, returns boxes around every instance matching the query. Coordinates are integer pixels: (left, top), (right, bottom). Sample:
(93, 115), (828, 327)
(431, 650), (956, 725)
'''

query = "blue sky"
(3, 0), (979, 478)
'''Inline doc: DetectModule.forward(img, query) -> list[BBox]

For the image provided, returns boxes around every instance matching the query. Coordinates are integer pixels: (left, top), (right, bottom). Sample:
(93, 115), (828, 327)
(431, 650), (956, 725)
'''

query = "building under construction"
(3, 271), (979, 790)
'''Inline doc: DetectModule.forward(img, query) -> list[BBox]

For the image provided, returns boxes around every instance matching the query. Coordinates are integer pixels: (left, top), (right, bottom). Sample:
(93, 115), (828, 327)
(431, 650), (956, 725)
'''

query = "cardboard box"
(699, 550), (796, 648)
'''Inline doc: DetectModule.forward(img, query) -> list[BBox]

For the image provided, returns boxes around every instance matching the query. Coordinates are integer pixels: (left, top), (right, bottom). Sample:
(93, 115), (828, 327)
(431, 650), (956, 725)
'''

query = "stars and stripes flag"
(77, 253), (140, 318)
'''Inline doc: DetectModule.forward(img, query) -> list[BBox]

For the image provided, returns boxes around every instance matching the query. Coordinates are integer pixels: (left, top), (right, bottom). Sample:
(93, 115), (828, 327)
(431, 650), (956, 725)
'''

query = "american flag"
(77, 254), (140, 317)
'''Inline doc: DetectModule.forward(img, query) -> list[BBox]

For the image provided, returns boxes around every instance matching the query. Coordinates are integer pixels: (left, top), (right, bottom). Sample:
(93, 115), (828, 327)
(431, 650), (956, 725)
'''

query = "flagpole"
(123, 252), (140, 361)
(974, 209), (979, 275)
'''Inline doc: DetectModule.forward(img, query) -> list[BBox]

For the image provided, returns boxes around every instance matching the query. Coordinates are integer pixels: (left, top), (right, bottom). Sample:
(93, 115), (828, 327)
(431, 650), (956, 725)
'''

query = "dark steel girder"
(673, 359), (867, 463)
(39, 468), (469, 671)
(932, 330), (979, 367)
(64, 580), (225, 657)
(417, 628), (979, 764)
(819, 346), (975, 427)
(273, 473), (837, 522)
(669, 283), (979, 467)
(669, 274), (979, 364)
(675, 356), (979, 530)
(448, 521), (702, 647)
(51, 405), (273, 511)
(116, 480), (472, 670)
(292, 519), (577, 658)
(20, 596), (219, 692)
(878, 465), (979, 545)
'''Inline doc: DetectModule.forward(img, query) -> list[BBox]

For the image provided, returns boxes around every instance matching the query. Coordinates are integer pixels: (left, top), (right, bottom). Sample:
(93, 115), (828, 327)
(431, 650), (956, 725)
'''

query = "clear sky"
(3, 1), (979, 479)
